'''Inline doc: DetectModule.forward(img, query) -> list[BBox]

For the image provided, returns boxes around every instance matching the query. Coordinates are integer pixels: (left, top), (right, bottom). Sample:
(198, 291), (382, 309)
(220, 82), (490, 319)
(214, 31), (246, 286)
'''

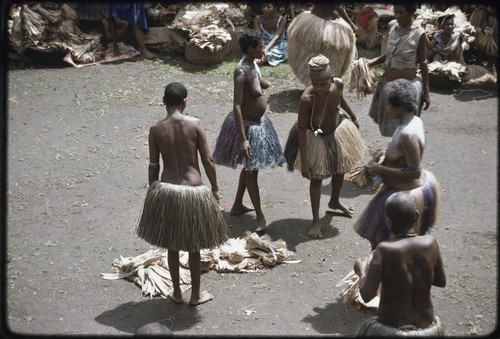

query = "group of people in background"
(135, 3), (448, 337)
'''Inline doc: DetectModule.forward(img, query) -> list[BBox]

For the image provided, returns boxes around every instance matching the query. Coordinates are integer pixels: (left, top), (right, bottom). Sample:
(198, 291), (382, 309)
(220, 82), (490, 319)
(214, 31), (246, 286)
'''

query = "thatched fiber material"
(287, 12), (356, 86)
(288, 119), (364, 179)
(137, 181), (228, 252)
(356, 316), (445, 336)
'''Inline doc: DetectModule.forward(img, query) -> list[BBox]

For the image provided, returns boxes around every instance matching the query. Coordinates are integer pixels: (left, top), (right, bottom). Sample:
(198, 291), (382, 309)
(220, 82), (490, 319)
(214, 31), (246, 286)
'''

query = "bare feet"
(168, 293), (184, 304)
(328, 201), (354, 217)
(189, 290), (213, 306)
(141, 49), (158, 59)
(254, 217), (267, 233)
(308, 222), (323, 238)
(230, 205), (255, 215)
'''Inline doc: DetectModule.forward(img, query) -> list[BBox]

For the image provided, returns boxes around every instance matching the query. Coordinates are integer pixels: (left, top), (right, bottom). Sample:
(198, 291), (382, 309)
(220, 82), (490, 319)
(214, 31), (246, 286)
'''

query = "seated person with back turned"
(353, 192), (446, 336)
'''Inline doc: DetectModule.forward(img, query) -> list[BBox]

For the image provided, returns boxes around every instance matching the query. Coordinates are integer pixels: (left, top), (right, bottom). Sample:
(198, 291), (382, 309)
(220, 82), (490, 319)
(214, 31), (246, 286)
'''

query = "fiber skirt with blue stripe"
(353, 170), (441, 245)
(212, 112), (285, 172)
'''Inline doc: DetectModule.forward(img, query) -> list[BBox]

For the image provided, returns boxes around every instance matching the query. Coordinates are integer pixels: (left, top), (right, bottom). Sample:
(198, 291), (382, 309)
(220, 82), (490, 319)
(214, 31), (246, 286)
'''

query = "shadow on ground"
(268, 88), (302, 113)
(302, 301), (369, 335)
(322, 180), (378, 199)
(95, 299), (202, 334)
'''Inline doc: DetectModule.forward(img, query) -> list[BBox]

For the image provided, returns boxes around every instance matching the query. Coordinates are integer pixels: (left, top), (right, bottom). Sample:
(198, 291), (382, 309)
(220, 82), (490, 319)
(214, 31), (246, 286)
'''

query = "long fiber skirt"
(284, 119), (365, 179)
(212, 112), (285, 171)
(353, 170), (441, 244)
(356, 316), (445, 337)
(136, 181), (228, 252)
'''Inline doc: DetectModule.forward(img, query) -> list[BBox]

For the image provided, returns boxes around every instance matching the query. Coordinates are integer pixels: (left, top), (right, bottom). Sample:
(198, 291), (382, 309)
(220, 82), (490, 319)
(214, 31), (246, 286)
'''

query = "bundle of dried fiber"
(101, 249), (191, 299)
(287, 12), (356, 86)
(345, 148), (384, 190)
(462, 64), (497, 85)
(428, 61), (467, 84)
(476, 27), (497, 56)
(336, 252), (379, 314)
(102, 233), (299, 298)
(348, 57), (378, 99)
(188, 24), (231, 52)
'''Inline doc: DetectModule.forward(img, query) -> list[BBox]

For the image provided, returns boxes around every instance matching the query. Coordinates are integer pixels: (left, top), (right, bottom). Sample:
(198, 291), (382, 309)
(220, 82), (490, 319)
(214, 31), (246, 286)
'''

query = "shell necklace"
(311, 91), (330, 136)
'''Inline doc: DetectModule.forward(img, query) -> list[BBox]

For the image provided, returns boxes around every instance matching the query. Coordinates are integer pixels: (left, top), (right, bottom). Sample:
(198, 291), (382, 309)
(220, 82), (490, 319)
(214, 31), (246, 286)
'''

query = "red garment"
(357, 10), (377, 30)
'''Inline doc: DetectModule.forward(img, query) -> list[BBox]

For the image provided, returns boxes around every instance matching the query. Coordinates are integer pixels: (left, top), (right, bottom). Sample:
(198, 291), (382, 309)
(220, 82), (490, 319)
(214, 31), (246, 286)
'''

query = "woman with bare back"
(136, 82), (227, 306)
(284, 54), (364, 238)
(353, 78), (441, 250)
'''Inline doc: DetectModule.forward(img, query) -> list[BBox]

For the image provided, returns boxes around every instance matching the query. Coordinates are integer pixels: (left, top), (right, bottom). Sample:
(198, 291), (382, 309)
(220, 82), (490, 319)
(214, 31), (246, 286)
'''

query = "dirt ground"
(3, 54), (498, 338)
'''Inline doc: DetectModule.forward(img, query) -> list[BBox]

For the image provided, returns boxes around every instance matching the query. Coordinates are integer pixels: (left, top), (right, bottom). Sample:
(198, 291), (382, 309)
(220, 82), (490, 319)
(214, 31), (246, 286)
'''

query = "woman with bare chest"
(285, 55), (364, 238)
(213, 30), (284, 233)
(353, 79), (441, 250)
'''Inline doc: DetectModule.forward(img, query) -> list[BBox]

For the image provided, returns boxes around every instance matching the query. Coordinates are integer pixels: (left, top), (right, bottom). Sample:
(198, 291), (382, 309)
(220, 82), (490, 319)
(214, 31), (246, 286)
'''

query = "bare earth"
(4, 58), (498, 337)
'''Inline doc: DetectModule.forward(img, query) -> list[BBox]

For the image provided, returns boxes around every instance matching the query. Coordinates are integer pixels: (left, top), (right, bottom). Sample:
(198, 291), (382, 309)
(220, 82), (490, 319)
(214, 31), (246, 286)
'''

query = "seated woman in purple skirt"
(353, 78), (441, 250)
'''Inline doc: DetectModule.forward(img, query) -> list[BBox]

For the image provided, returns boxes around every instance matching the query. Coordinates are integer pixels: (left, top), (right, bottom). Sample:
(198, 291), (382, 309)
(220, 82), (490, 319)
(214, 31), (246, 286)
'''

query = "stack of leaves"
(101, 232), (300, 299)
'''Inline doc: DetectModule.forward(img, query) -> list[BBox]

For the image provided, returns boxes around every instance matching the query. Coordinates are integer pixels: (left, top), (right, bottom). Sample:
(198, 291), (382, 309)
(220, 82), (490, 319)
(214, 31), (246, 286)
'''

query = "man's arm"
(433, 240), (446, 288)
(418, 33), (430, 110)
(336, 78), (359, 129)
(148, 126), (160, 185)
(297, 95), (310, 177)
(355, 249), (383, 303)
(196, 120), (219, 200)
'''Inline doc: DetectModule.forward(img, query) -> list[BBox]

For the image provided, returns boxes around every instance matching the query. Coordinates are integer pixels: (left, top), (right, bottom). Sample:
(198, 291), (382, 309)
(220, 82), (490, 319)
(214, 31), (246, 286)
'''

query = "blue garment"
(110, 2), (148, 31)
(213, 112), (285, 171)
(257, 15), (288, 66)
(432, 31), (465, 65)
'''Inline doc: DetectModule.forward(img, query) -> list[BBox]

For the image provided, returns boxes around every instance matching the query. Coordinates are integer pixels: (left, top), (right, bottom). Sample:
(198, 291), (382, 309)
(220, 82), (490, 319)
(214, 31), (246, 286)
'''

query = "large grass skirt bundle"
(369, 75), (423, 137)
(284, 119), (364, 179)
(287, 12), (356, 86)
(212, 112), (285, 171)
(353, 170), (441, 245)
(137, 182), (228, 252)
(356, 316), (445, 337)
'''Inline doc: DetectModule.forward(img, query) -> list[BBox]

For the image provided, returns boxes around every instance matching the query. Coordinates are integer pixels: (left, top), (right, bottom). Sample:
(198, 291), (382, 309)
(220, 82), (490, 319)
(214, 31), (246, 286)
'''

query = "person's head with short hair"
(385, 78), (418, 114)
(163, 82), (187, 107)
(308, 54), (332, 94)
(384, 192), (418, 236)
(239, 29), (264, 55)
(393, 4), (417, 26)
(135, 322), (173, 336)
(261, 2), (278, 15)
(440, 14), (455, 34)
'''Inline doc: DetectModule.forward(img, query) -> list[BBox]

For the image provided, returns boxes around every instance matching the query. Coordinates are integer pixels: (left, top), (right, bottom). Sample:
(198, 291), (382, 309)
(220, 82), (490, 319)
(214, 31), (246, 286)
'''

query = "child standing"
(137, 82), (228, 305)
(284, 54), (364, 238)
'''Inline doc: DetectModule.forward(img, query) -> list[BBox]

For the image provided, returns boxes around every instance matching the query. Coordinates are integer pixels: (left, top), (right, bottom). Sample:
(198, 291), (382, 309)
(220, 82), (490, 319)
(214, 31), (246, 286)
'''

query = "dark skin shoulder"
(355, 234), (446, 328)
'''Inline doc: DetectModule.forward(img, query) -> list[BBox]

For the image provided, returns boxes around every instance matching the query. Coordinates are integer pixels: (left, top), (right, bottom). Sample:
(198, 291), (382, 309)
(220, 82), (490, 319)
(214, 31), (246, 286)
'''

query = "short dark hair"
(395, 4), (418, 15)
(163, 82), (187, 106)
(239, 29), (263, 54)
(385, 78), (418, 113)
(385, 192), (417, 232)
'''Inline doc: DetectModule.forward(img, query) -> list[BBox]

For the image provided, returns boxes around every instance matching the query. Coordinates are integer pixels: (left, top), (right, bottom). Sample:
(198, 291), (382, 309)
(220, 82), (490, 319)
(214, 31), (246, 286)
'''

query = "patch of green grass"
(156, 43), (385, 81)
